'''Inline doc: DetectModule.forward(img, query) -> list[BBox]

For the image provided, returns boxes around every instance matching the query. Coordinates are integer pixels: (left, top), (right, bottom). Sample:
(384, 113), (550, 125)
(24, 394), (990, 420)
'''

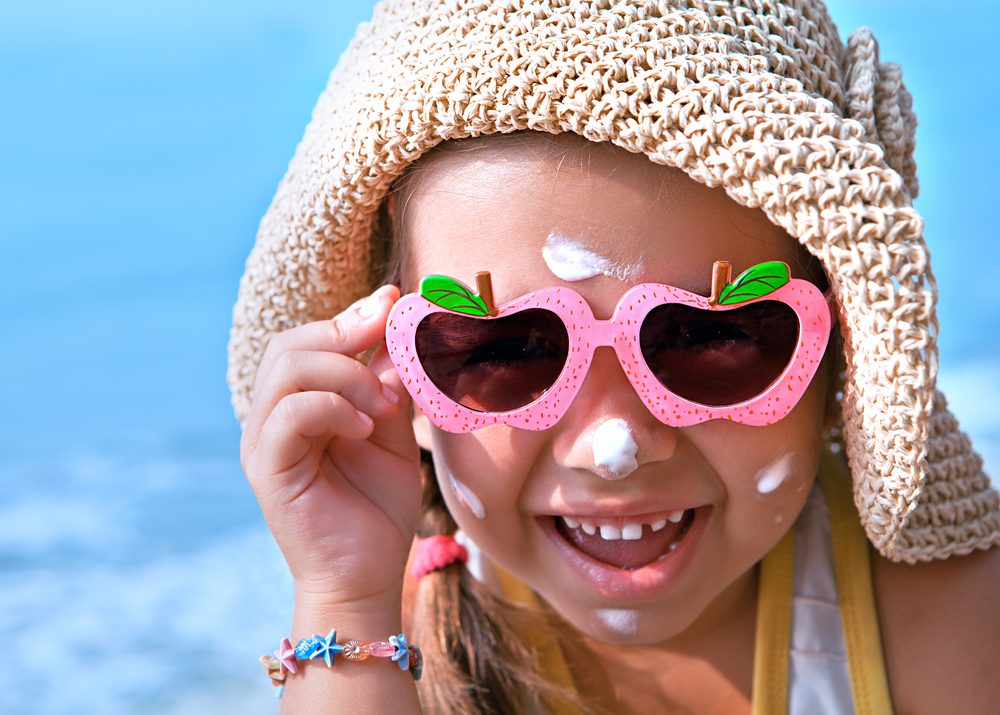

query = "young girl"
(229, 2), (999, 713)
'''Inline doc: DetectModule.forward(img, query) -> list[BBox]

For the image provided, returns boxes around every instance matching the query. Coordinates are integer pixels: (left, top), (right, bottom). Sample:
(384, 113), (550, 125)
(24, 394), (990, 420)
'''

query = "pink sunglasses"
(385, 261), (834, 433)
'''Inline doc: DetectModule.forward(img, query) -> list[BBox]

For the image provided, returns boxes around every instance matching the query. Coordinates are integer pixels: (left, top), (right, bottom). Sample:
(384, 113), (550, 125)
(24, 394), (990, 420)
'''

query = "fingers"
(245, 350), (399, 451)
(249, 390), (375, 481)
(236, 282), (424, 606)
(244, 283), (401, 452)
(366, 343), (420, 461)
(254, 284), (400, 392)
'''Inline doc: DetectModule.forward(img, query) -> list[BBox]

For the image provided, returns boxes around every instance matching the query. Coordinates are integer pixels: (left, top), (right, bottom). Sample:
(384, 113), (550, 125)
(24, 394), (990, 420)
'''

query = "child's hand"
(239, 284), (421, 614)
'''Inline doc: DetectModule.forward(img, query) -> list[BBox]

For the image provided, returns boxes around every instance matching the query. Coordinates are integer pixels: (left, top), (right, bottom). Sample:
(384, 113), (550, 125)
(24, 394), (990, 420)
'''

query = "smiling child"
(230, 2), (999, 713)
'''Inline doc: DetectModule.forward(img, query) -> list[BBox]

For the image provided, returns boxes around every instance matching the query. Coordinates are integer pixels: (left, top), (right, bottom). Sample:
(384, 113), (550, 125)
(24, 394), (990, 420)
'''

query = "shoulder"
(872, 545), (1000, 715)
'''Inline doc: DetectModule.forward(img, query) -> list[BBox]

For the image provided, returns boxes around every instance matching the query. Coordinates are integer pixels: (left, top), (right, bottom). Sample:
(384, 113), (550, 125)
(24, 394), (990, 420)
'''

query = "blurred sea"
(1, 1), (997, 714)
(0, 432), (293, 715)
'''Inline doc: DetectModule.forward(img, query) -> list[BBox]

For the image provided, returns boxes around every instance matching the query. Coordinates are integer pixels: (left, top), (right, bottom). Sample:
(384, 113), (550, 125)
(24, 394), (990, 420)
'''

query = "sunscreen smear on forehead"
(542, 233), (642, 282)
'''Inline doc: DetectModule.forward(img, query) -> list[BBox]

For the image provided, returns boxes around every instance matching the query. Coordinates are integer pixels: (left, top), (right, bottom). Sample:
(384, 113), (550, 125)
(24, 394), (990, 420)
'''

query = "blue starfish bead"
(311, 629), (345, 668)
(389, 633), (410, 671)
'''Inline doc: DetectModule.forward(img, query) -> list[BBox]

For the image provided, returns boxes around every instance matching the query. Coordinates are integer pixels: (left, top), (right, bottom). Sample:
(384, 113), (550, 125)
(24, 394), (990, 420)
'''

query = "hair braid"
(408, 449), (590, 714)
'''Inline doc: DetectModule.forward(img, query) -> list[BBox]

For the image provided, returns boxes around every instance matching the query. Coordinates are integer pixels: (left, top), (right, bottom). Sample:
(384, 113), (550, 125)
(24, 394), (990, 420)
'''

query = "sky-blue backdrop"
(1, 2), (997, 713)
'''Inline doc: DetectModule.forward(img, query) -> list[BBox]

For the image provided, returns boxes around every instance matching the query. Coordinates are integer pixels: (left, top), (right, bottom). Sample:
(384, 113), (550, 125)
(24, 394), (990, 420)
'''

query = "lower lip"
(538, 506), (713, 600)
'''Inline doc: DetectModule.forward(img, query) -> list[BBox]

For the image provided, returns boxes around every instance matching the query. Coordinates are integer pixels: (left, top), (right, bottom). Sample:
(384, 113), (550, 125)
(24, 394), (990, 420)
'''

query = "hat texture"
(227, 0), (999, 563)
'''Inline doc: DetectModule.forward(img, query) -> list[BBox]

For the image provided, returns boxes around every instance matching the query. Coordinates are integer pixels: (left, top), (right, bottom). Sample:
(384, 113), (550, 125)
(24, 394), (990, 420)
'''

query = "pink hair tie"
(411, 535), (468, 579)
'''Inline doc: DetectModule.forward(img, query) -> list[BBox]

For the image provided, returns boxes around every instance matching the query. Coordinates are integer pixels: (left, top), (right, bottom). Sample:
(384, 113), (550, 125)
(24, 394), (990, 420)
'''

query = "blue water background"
(1, 2), (997, 713)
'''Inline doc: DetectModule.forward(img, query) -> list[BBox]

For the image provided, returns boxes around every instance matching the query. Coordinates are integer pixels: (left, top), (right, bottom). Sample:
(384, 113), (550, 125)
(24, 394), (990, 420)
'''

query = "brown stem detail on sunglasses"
(476, 271), (499, 317)
(709, 261), (732, 307)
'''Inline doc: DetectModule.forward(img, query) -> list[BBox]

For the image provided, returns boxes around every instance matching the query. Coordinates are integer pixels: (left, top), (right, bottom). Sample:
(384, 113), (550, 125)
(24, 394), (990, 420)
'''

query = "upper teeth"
(560, 510), (688, 541)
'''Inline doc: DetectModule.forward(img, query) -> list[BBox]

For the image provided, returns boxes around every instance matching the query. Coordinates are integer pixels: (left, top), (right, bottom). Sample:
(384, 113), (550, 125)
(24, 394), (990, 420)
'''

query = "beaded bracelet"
(260, 630), (423, 696)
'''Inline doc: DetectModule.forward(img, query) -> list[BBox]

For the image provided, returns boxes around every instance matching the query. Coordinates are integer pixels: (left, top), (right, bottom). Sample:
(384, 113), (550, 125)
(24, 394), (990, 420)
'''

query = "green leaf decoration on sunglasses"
(420, 275), (490, 316)
(717, 261), (790, 305)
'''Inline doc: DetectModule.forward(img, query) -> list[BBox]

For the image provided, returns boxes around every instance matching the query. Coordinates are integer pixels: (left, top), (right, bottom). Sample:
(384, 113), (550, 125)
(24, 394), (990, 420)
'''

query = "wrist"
(292, 590), (403, 637)
(293, 578), (403, 611)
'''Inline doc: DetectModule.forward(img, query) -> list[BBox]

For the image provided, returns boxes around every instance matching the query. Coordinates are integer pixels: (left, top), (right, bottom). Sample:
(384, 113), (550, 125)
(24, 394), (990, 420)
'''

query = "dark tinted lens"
(639, 301), (799, 406)
(415, 309), (569, 412)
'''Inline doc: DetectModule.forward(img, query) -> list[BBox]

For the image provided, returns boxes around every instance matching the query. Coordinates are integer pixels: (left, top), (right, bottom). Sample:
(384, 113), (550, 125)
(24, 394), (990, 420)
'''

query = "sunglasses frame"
(385, 261), (834, 433)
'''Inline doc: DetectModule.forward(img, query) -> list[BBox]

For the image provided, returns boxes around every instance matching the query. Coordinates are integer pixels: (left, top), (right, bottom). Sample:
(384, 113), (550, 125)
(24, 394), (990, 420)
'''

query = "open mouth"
(551, 508), (698, 571)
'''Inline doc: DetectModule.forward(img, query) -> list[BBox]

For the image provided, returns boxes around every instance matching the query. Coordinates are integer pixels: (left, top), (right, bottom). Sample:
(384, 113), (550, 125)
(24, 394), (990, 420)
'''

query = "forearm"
(279, 597), (422, 715)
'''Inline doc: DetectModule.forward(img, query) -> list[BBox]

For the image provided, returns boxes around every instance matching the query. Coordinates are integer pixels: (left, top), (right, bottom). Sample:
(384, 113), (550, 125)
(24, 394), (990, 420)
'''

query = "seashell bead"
(408, 645), (423, 681)
(259, 655), (286, 685)
(294, 637), (321, 660)
(342, 640), (371, 662)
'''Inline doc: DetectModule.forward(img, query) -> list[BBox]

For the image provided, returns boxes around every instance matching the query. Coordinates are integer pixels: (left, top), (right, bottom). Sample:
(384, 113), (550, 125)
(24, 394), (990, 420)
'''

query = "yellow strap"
(494, 565), (584, 715)
(818, 451), (895, 715)
(751, 526), (796, 715)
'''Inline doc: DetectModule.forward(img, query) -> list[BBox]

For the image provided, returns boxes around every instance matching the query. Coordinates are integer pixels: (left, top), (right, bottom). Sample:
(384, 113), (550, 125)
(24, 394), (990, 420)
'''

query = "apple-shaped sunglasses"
(385, 261), (834, 433)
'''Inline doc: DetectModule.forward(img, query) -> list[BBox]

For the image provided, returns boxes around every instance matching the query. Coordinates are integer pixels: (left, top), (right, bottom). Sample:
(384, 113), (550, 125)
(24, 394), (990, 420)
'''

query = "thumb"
(367, 342), (421, 462)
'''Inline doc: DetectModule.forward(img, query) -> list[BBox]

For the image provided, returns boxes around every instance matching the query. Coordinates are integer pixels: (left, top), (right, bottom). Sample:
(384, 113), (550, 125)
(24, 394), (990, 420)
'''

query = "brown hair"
(371, 132), (842, 714)
(406, 453), (591, 714)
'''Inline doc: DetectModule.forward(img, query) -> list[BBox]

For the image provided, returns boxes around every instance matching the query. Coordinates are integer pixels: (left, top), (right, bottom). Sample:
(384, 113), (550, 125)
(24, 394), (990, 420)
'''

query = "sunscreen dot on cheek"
(449, 473), (487, 520)
(592, 608), (640, 637)
(431, 441), (488, 520)
(436, 455), (487, 519)
(592, 418), (639, 479)
(755, 452), (798, 495)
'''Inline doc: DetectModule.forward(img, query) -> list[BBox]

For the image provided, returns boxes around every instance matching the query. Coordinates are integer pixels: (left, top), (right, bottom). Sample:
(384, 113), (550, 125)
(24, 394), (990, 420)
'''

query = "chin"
(544, 591), (709, 646)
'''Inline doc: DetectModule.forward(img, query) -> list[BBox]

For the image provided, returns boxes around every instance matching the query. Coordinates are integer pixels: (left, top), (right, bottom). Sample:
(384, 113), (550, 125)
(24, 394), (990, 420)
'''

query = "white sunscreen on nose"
(592, 608), (640, 637)
(592, 418), (639, 478)
(542, 233), (642, 282)
(755, 452), (797, 495)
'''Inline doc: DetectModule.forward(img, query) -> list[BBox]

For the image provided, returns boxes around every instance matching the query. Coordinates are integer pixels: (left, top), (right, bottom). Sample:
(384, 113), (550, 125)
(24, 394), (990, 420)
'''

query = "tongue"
(557, 518), (686, 570)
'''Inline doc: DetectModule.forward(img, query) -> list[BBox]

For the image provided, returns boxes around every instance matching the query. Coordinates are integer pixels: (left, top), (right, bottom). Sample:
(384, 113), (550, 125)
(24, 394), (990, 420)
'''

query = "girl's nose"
(552, 347), (680, 480)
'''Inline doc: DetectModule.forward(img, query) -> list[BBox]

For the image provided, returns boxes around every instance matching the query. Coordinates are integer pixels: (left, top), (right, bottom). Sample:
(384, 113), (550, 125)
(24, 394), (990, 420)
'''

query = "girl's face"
(394, 134), (833, 645)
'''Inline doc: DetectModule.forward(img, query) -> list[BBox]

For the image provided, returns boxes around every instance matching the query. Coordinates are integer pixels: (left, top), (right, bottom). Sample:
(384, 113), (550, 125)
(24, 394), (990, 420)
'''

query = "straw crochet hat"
(227, 0), (999, 563)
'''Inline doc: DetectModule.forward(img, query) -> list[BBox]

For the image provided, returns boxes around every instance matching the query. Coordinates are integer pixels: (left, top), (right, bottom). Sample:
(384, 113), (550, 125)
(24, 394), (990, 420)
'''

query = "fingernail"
(381, 384), (400, 405)
(357, 285), (394, 318)
(357, 294), (382, 319)
(356, 410), (374, 429)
